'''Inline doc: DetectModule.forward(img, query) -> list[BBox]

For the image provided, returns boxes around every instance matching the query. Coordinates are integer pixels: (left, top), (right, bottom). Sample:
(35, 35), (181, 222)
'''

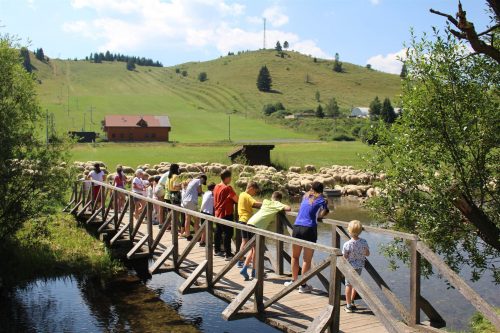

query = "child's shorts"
(239, 221), (254, 239)
(345, 268), (363, 286)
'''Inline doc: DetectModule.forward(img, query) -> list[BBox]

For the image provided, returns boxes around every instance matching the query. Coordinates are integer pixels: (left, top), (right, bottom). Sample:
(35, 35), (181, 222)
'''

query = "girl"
(285, 181), (329, 293)
(113, 166), (127, 213)
(88, 163), (105, 209)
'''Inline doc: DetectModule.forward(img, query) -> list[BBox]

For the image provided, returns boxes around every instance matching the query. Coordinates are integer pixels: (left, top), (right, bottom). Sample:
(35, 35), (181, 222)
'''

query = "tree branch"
(430, 2), (500, 64)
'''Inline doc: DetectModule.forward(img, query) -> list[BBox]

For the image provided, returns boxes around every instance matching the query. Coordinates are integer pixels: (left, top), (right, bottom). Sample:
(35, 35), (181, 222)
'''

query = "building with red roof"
(103, 115), (171, 142)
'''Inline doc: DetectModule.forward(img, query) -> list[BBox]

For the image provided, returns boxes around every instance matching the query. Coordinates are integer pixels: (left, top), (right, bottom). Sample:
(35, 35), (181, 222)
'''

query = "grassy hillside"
(32, 50), (400, 143)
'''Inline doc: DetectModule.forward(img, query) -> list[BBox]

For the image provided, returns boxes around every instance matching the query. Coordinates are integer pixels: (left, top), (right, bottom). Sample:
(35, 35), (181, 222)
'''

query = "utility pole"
(67, 86), (70, 116)
(83, 113), (86, 131)
(228, 114), (231, 142)
(46, 109), (49, 145)
(89, 105), (94, 124)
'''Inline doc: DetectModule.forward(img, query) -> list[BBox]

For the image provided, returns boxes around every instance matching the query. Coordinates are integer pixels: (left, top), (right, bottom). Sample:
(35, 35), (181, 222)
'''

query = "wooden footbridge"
(65, 180), (500, 333)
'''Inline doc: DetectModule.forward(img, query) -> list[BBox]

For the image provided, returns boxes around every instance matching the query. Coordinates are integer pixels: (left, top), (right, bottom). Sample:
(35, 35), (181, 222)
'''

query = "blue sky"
(0, 0), (490, 73)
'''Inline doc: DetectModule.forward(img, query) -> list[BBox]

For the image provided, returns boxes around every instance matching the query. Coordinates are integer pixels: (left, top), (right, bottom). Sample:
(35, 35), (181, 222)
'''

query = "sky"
(0, 0), (491, 74)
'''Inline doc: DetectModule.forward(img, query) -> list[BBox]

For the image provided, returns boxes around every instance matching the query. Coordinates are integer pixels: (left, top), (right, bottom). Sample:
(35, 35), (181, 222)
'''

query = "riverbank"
(0, 213), (123, 288)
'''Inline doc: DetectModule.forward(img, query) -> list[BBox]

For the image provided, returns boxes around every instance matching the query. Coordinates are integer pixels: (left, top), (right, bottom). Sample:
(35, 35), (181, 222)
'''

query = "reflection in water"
(0, 275), (200, 333)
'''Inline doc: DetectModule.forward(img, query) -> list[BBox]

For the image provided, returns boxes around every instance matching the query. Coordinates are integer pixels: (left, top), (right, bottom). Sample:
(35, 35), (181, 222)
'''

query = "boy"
(342, 220), (370, 313)
(181, 174), (207, 240)
(237, 182), (262, 268)
(240, 191), (291, 280)
(199, 182), (216, 247)
(213, 170), (238, 260)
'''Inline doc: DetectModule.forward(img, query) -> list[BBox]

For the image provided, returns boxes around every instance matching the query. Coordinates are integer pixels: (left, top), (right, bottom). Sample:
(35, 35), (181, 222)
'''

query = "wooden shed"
(228, 145), (275, 166)
(103, 115), (171, 142)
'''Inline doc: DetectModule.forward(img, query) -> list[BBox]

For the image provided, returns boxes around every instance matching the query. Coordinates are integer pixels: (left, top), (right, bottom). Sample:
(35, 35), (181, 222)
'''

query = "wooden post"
(172, 209), (179, 268)
(206, 219), (214, 288)
(100, 185), (106, 222)
(275, 214), (284, 275)
(129, 194), (135, 241)
(328, 254), (341, 333)
(410, 240), (421, 325)
(113, 189), (119, 229)
(147, 202), (153, 253)
(254, 234), (265, 312)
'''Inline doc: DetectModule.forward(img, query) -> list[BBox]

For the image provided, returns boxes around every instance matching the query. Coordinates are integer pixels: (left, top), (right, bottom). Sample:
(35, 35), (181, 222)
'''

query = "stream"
(1, 197), (498, 332)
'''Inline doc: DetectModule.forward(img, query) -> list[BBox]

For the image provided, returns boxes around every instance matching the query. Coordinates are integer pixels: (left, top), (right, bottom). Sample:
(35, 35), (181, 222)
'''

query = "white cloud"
(370, 0), (380, 5)
(63, 0), (328, 60)
(366, 48), (407, 74)
(27, 0), (36, 10)
(263, 6), (289, 27)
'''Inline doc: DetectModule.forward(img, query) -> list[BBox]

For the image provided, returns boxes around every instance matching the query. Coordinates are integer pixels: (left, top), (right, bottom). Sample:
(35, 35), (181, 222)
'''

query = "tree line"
(88, 51), (163, 67)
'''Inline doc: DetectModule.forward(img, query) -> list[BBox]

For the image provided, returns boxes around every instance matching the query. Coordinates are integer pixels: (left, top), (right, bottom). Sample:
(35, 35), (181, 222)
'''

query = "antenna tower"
(263, 18), (266, 49)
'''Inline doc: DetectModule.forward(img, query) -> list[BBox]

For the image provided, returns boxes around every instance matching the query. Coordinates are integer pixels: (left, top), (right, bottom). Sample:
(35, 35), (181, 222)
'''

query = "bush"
(332, 134), (355, 141)
(181, 70), (188, 77)
(271, 110), (291, 118)
(262, 102), (286, 116)
(175, 68), (180, 73)
(198, 71), (207, 82)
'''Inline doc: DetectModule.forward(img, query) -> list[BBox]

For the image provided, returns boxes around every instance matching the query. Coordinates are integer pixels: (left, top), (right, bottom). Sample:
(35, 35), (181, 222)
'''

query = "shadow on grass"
(0, 213), (122, 288)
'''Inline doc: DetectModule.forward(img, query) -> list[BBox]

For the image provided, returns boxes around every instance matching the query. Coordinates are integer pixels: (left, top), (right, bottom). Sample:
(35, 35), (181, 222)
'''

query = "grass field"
(71, 141), (372, 169)
(33, 50), (400, 142)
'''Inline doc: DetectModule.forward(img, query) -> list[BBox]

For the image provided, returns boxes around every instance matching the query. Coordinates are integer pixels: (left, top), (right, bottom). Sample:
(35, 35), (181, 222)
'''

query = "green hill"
(32, 50), (401, 143)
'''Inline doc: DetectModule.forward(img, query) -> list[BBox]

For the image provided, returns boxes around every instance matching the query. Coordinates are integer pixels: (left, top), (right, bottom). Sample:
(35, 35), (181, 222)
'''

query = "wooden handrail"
(285, 211), (418, 240)
(416, 241), (500, 330)
(82, 180), (342, 255)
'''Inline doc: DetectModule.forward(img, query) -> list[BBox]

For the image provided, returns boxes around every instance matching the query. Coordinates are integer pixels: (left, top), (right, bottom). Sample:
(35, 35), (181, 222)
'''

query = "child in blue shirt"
(342, 220), (370, 313)
(285, 181), (329, 294)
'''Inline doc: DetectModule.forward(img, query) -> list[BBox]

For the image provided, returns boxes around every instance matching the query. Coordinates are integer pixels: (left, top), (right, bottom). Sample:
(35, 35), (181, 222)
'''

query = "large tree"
(380, 98), (396, 123)
(324, 97), (340, 117)
(333, 52), (343, 73)
(256, 65), (272, 92)
(0, 36), (71, 241)
(368, 28), (500, 282)
(369, 96), (382, 119)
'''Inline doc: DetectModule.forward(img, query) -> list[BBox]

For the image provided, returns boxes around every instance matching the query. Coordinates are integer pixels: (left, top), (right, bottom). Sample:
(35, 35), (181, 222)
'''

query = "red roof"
(104, 115), (171, 128)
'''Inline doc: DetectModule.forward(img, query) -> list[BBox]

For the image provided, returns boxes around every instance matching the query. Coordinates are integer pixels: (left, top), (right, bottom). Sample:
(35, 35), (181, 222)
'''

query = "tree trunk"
(454, 194), (500, 251)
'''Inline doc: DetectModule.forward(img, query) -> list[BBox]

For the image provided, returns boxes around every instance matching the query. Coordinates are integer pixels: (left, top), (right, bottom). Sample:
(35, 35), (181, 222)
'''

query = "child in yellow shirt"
(237, 181), (262, 267)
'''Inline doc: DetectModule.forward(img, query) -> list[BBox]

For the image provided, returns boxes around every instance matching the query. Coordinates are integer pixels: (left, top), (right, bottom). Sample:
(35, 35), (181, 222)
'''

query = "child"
(199, 182), (216, 247)
(240, 191), (291, 280)
(237, 182), (262, 268)
(342, 220), (370, 313)
(285, 181), (329, 294)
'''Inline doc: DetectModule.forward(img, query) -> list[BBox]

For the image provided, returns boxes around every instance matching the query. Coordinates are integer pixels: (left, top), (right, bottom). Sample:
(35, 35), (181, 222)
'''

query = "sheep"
(288, 166), (301, 173)
(304, 164), (317, 172)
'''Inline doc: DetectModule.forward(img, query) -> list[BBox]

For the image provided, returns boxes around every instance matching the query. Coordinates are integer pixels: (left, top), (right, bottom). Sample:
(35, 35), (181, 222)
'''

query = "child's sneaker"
(344, 304), (354, 313)
(236, 260), (244, 268)
(298, 284), (313, 294)
(240, 268), (250, 281)
(350, 302), (357, 310)
(284, 280), (294, 287)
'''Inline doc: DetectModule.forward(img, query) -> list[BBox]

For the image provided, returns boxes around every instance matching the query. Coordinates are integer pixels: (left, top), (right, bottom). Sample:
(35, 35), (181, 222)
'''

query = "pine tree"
(380, 98), (396, 123)
(369, 96), (382, 118)
(325, 98), (340, 117)
(198, 72), (207, 82)
(333, 52), (342, 72)
(20, 47), (32, 73)
(126, 59), (136, 71)
(315, 90), (320, 102)
(283, 41), (289, 50)
(400, 62), (408, 78)
(105, 50), (112, 61)
(275, 41), (282, 52)
(35, 48), (45, 61)
(315, 104), (324, 118)
(256, 65), (272, 92)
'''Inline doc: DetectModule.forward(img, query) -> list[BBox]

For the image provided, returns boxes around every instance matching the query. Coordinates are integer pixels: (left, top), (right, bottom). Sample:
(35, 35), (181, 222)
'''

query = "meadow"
(33, 50), (400, 142)
(71, 141), (372, 169)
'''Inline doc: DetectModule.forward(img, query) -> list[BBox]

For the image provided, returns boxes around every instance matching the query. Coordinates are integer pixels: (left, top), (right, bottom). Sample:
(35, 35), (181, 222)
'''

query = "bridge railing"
(65, 179), (500, 333)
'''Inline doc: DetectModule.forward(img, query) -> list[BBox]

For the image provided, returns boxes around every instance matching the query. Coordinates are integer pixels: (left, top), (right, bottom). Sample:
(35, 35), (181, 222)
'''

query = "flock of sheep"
(74, 161), (385, 199)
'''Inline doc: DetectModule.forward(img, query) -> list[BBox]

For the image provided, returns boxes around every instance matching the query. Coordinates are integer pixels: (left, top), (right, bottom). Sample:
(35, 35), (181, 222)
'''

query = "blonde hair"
(348, 220), (363, 237)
